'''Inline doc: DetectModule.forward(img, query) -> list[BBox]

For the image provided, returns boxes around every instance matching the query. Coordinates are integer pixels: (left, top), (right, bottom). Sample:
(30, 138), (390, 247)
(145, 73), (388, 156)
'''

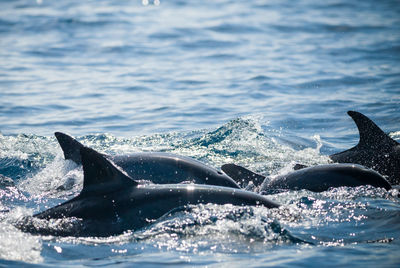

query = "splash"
(1, 119), (398, 264)
(0, 207), (43, 263)
(18, 156), (82, 199)
(0, 134), (59, 181)
(131, 204), (308, 253)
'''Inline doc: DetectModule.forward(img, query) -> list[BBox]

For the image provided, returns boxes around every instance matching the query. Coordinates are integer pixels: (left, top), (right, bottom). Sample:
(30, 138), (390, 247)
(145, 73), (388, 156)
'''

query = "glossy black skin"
(329, 111), (400, 185)
(54, 132), (240, 189)
(221, 163), (392, 193)
(223, 111), (399, 189)
(33, 147), (279, 237)
(262, 164), (392, 193)
(111, 153), (240, 188)
(34, 183), (279, 237)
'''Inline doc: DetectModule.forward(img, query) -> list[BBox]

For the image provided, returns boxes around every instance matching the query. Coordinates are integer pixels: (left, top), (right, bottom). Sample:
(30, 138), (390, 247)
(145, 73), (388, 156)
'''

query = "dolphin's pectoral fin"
(55, 132), (85, 164)
(80, 146), (138, 196)
(347, 111), (399, 149)
(293, 163), (308, 170)
(221, 164), (266, 187)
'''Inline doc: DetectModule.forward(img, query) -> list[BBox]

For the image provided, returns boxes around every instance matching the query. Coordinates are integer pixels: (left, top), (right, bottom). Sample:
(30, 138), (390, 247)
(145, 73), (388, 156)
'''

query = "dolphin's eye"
(217, 171), (223, 175)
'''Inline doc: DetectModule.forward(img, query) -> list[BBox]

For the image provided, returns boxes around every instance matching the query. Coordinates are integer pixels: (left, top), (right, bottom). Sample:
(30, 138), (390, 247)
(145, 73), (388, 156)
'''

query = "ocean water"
(0, 0), (400, 266)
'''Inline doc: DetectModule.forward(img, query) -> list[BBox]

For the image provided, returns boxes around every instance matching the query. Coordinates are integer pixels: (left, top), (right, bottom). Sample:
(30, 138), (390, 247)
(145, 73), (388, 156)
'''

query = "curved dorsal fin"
(221, 164), (265, 187)
(80, 146), (138, 196)
(348, 111), (398, 149)
(55, 132), (84, 164)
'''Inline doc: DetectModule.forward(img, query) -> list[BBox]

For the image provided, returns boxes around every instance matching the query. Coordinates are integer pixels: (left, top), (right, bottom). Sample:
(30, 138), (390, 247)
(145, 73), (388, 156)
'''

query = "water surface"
(0, 0), (399, 266)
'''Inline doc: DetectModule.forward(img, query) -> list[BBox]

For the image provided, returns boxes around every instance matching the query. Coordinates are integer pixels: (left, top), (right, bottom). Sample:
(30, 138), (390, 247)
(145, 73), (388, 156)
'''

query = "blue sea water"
(0, 0), (400, 266)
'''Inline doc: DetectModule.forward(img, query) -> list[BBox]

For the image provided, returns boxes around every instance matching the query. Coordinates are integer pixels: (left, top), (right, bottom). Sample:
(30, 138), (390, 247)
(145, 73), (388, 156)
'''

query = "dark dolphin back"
(220, 163), (392, 193)
(329, 111), (400, 185)
(265, 164), (392, 193)
(31, 146), (279, 236)
(113, 153), (240, 188)
(54, 132), (240, 188)
(34, 146), (139, 220)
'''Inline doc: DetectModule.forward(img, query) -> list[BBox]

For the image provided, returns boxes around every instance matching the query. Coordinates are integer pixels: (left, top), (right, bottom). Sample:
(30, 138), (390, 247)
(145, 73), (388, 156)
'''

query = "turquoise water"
(1, 0), (400, 266)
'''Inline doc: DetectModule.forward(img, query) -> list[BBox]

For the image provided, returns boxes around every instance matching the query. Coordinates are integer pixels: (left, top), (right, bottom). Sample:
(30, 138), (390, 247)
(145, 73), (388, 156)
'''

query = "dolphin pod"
(221, 163), (392, 193)
(31, 146), (279, 237)
(54, 109), (399, 194)
(221, 111), (398, 192)
(286, 111), (399, 186)
(18, 110), (398, 237)
(54, 132), (240, 189)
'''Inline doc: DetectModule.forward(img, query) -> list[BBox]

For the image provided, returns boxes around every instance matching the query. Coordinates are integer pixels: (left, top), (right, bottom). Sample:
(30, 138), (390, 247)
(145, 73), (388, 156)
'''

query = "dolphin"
(329, 111), (400, 185)
(221, 163), (392, 193)
(31, 146), (279, 237)
(54, 132), (240, 189)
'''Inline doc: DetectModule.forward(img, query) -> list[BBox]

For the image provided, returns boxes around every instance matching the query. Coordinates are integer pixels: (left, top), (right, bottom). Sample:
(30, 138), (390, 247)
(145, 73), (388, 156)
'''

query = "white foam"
(18, 155), (82, 198)
(0, 220), (43, 263)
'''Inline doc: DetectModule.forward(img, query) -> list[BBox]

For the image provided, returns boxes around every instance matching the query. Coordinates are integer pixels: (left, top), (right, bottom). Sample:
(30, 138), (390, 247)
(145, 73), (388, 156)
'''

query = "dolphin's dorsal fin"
(221, 164), (265, 187)
(293, 163), (308, 170)
(348, 111), (399, 149)
(79, 146), (138, 196)
(55, 132), (85, 164)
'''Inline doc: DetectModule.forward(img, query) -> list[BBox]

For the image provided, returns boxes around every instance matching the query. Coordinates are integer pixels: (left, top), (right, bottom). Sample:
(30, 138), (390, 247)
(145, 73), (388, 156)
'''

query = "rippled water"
(0, 0), (399, 266)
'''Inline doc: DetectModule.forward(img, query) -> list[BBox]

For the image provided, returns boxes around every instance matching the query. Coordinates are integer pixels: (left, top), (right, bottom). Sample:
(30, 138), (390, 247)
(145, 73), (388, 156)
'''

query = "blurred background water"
(0, 0), (399, 266)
